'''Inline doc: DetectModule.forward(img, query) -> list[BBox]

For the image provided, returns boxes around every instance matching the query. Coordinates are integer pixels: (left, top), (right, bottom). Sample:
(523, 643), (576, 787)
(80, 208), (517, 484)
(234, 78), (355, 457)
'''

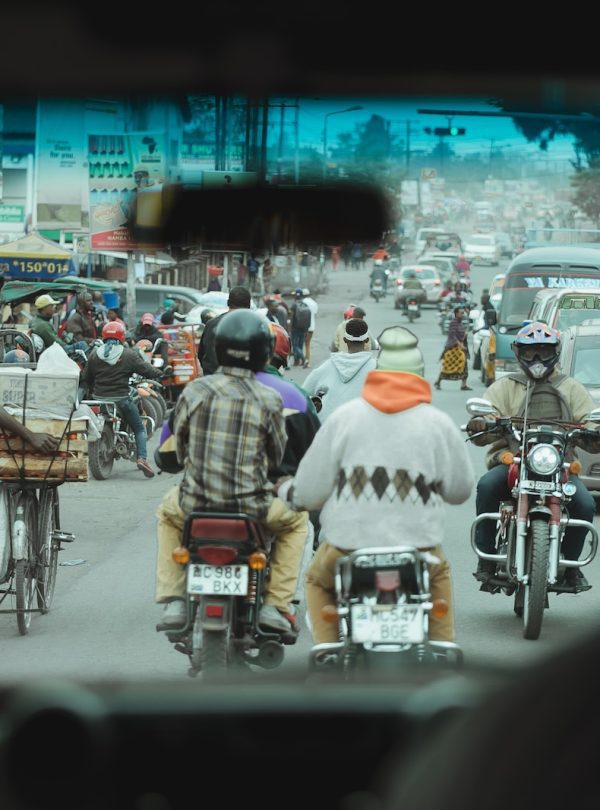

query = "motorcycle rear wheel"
(522, 519), (550, 640)
(88, 423), (115, 480)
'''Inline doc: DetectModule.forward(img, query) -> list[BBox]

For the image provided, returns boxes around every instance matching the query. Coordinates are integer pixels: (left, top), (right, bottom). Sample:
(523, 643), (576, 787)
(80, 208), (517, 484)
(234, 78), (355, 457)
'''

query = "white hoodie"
(303, 351), (377, 422)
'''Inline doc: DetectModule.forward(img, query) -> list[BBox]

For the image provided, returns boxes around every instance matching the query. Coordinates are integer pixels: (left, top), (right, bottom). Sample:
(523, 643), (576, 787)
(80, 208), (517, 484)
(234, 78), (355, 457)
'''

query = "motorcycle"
(370, 278), (385, 303)
(308, 545), (463, 676)
(83, 382), (157, 480)
(157, 511), (298, 678)
(404, 297), (421, 323)
(463, 398), (600, 640)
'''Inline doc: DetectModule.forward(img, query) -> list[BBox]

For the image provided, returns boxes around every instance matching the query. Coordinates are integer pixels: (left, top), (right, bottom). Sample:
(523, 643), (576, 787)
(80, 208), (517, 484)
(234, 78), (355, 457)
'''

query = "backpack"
(509, 373), (574, 422)
(292, 300), (311, 331)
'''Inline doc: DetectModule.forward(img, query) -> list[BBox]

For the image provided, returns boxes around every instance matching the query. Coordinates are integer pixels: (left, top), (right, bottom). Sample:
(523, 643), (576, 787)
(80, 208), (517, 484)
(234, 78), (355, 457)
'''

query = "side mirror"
(587, 408), (600, 423)
(310, 396), (322, 413)
(466, 397), (496, 416)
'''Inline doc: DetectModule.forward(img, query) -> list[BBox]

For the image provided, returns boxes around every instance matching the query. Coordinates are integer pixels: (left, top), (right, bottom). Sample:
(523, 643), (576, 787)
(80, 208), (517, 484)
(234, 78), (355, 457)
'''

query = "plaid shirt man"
(174, 365), (286, 519)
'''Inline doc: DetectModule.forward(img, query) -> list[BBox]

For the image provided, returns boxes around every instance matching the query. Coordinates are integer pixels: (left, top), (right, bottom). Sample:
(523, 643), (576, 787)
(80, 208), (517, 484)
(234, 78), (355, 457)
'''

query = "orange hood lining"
(362, 371), (432, 413)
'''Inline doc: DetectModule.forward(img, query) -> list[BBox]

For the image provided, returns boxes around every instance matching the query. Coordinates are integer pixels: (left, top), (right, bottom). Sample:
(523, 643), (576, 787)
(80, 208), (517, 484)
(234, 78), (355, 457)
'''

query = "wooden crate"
(0, 417), (89, 482)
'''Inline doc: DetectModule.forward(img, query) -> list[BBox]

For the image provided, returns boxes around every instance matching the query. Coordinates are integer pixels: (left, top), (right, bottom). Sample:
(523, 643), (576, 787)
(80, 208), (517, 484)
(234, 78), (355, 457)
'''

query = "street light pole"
(322, 105), (363, 182)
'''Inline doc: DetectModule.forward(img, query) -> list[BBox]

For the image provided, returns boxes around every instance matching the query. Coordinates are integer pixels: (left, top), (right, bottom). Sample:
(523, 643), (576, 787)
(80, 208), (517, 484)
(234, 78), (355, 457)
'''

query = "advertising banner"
(0, 233), (76, 280)
(35, 100), (85, 230)
(88, 132), (166, 250)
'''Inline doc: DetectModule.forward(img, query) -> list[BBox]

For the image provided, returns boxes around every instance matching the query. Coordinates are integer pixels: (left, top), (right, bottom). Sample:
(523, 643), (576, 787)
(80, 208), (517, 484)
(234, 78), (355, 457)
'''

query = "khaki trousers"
(156, 485), (308, 612)
(305, 542), (455, 644)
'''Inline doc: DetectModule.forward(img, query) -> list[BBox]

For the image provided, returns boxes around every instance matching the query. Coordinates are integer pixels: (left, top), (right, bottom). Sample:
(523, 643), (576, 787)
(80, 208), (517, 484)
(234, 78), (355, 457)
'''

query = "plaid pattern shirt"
(174, 366), (286, 520)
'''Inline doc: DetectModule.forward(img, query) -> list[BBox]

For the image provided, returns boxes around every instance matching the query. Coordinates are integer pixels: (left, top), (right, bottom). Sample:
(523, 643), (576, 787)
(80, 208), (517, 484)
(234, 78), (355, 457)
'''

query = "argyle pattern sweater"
(280, 371), (475, 550)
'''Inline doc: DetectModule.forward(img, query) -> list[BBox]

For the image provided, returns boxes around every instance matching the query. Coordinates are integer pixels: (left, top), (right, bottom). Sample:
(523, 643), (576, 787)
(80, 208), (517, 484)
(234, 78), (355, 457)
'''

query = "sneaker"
(258, 604), (294, 633)
(137, 458), (155, 478)
(563, 568), (592, 592)
(161, 599), (186, 628)
(473, 558), (497, 582)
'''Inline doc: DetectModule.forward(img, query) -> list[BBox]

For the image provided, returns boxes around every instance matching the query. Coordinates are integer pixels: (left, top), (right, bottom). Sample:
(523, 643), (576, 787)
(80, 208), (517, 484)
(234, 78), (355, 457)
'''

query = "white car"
(394, 264), (443, 306)
(184, 291), (257, 325)
(463, 234), (501, 266)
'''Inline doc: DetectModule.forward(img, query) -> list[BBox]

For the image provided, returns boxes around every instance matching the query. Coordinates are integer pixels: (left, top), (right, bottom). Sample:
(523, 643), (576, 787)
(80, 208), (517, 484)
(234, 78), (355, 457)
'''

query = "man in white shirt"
(302, 288), (318, 369)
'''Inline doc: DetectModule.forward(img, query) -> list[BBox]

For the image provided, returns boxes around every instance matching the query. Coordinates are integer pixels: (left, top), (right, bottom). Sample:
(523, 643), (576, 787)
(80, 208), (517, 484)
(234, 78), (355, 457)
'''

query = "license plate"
(523, 480), (554, 491)
(350, 605), (424, 644)
(408, 303), (419, 311)
(187, 563), (249, 595)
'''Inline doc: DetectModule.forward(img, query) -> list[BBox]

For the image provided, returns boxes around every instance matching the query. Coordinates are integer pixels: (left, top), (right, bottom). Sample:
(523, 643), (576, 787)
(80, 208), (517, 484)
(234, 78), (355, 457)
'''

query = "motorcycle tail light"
(569, 460), (582, 475)
(375, 570), (400, 592)
(321, 605), (339, 623)
(248, 550), (268, 570)
(172, 546), (190, 564)
(205, 604), (224, 618)
(196, 545), (238, 565)
(430, 598), (449, 619)
(500, 451), (514, 465)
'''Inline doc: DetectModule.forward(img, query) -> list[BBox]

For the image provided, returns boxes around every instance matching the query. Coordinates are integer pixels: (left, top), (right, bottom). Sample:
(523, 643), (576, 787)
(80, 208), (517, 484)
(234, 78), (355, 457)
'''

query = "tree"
(570, 165), (600, 226)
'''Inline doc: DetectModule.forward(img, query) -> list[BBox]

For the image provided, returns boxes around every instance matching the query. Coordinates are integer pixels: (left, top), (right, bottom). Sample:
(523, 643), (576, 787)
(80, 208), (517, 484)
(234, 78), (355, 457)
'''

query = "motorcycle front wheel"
(522, 519), (550, 640)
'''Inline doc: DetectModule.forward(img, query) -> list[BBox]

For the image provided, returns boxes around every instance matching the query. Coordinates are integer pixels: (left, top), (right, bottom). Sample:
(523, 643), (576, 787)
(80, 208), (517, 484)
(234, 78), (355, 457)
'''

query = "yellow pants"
(155, 485), (309, 612)
(305, 542), (455, 644)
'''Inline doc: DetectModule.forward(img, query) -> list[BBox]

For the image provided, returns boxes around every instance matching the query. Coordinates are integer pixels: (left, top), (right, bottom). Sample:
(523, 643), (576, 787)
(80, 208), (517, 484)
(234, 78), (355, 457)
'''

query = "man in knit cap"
(277, 325), (475, 645)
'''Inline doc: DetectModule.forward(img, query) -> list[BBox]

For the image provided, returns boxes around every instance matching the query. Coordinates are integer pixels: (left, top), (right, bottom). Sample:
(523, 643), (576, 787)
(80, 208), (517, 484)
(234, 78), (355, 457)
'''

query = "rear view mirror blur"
(466, 398), (496, 416)
(131, 183), (392, 252)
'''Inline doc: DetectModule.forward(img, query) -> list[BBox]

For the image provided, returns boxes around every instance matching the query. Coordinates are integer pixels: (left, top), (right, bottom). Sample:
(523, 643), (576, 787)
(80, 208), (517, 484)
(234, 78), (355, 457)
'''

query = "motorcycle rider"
(133, 313), (171, 371)
(303, 318), (377, 423)
(81, 321), (164, 478)
(398, 269), (426, 312)
(65, 292), (97, 345)
(369, 259), (388, 295)
(277, 325), (475, 645)
(467, 322), (600, 592)
(197, 285), (251, 375)
(155, 310), (309, 631)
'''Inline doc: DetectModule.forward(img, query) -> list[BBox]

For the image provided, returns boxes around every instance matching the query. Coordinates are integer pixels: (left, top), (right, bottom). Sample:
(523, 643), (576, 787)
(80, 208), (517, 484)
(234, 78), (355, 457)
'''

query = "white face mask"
(527, 361), (549, 379)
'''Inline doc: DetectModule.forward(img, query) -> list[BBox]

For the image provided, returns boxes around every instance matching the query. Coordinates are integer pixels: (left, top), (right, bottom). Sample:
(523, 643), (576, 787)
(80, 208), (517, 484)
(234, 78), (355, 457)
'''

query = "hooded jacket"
(303, 351), (377, 422)
(82, 342), (162, 399)
(280, 371), (474, 551)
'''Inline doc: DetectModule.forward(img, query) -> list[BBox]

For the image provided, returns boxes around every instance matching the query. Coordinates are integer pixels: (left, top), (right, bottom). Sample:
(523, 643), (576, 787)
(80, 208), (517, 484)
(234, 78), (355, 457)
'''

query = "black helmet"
(215, 310), (273, 372)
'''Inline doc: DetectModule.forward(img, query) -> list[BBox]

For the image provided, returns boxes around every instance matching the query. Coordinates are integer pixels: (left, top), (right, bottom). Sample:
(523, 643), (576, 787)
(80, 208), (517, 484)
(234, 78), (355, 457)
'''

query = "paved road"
(1, 250), (599, 683)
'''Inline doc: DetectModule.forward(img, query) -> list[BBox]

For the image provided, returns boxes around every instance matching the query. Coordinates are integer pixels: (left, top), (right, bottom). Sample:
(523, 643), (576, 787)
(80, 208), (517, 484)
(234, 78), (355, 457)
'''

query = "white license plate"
(523, 480), (554, 491)
(351, 605), (424, 644)
(408, 303), (419, 311)
(187, 563), (249, 595)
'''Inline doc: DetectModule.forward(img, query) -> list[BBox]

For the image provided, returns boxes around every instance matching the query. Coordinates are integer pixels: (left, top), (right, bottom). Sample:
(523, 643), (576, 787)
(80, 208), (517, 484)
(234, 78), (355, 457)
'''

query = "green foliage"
(571, 167), (600, 224)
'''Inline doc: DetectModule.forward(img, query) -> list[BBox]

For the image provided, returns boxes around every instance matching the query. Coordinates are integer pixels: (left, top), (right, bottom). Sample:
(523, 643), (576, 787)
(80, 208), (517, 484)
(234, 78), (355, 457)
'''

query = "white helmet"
(374, 259), (383, 266)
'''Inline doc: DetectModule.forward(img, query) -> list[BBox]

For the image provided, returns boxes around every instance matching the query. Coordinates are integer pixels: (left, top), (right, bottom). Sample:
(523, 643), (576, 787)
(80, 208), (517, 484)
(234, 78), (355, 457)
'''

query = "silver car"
(559, 324), (600, 500)
(393, 264), (443, 307)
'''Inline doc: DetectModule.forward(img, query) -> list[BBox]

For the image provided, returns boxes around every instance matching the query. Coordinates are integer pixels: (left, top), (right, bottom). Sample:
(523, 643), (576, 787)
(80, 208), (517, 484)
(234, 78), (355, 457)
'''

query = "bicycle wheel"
(36, 487), (59, 613)
(13, 492), (38, 635)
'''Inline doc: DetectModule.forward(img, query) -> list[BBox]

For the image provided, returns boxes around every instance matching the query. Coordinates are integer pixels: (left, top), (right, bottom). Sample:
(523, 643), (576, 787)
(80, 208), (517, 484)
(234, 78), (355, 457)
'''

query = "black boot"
(473, 558), (497, 582)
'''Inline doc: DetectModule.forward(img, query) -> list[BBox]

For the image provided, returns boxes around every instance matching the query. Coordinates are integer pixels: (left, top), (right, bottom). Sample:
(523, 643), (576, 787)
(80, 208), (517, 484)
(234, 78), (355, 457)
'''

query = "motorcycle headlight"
(527, 443), (561, 476)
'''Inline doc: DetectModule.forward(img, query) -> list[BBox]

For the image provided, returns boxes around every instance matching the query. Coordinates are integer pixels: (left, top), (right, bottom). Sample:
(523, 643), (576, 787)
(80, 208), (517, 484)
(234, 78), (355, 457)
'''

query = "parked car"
(117, 283), (207, 321)
(463, 233), (501, 266)
(559, 324), (600, 500)
(184, 291), (258, 325)
(393, 264), (443, 307)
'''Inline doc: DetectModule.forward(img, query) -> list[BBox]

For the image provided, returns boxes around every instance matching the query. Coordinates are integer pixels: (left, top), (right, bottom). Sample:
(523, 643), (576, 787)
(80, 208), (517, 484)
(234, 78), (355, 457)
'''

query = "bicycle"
(0, 481), (74, 635)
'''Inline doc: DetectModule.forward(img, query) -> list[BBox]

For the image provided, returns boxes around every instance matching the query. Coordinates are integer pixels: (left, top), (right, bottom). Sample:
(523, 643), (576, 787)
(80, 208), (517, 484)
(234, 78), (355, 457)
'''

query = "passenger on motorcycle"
(155, 310), (309, 631)
(133, 313), (171, 370)
(81, 321), (163, 478)
(65, 292), (97, 345)
(277, 325), (475, 645)
(467, 322), (600, 591)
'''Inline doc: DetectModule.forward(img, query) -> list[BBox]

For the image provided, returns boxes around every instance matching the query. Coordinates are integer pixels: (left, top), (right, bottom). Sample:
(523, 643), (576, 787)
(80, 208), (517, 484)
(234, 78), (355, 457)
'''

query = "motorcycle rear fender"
(198, 595), (233, 631)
